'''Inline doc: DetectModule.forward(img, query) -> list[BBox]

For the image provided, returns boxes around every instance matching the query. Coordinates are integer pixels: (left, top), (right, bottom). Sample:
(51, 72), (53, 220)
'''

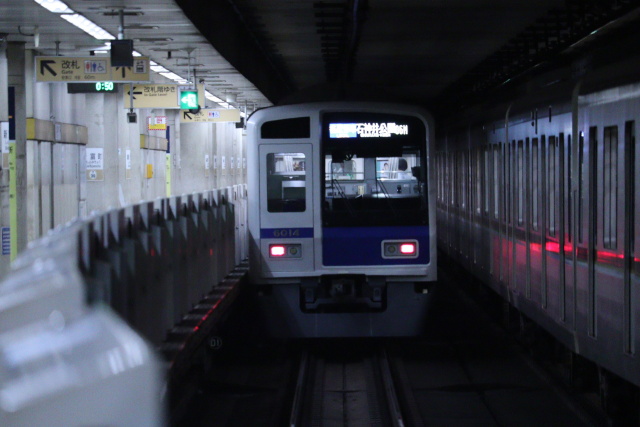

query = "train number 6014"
(273, 228), (300, 237)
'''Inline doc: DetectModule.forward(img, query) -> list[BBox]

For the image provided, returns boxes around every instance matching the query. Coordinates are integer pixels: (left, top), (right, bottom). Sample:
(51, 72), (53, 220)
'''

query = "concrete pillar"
(0, 38), (9, 276)
(7, 42), (27, 264)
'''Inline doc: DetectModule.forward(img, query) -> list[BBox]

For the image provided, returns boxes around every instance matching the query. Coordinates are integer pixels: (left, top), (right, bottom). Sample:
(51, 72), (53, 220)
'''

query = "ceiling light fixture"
(60, 14), (115, 40)
(33, 0), (73, 14)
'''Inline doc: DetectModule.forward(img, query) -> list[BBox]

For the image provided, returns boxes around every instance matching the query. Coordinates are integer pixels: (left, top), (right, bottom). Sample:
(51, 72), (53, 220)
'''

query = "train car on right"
(437, 38), (640, 417)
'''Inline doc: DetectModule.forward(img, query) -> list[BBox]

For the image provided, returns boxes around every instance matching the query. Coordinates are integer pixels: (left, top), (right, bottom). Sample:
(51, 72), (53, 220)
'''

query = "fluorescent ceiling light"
(34, 0), (73, 13)
(60, 14), (115, 40)
(205, 91), (223, 103)
(133, 51), (142, 57)
(159, 72), (184, 81)
(151, 65), (169, 73)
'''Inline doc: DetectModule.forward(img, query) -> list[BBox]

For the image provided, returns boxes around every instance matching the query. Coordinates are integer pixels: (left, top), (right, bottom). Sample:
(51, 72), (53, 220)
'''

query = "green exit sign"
(180, 90), (199, 109)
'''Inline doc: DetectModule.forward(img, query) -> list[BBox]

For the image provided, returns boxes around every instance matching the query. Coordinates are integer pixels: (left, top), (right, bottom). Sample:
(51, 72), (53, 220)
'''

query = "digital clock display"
(95, 81), (115, 91)
(67, 82), (117, 93)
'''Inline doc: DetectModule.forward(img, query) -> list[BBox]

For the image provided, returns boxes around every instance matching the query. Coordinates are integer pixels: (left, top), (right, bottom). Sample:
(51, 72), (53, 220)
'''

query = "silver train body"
(437, 82), (640, 388)
(247, 102), (437, 337)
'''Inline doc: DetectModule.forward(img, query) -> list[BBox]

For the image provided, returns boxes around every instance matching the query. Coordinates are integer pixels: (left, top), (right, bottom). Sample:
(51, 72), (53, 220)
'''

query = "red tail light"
(270, 245), (286, 257)
(400, 243), (416, 254)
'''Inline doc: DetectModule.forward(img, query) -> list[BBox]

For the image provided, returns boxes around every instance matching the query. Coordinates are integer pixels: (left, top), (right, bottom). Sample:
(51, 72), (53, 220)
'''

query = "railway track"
(289, 343), (411, 427)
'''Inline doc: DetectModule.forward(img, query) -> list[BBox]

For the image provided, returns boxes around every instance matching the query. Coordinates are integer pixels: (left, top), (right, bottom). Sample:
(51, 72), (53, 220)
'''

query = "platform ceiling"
(176, 0), (640, 112)
(2, 1), (639, 113)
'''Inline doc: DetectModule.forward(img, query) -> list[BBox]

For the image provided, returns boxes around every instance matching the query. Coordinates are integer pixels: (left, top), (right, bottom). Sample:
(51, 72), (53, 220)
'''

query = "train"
(246, 102), (437, 337)
(436, 61), (640, 409)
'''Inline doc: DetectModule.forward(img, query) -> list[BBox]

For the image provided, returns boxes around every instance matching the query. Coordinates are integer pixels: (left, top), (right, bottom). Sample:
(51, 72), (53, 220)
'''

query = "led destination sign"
(329, 122), (409, 139)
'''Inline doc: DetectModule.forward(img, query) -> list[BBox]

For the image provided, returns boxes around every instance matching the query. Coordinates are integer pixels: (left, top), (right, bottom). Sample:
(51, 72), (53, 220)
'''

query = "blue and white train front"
(247, 103), (437, 337)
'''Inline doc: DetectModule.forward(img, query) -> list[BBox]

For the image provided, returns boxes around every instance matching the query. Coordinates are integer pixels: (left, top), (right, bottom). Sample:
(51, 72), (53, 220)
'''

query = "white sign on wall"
(125, 149), (132, 180)
(221, 156), (226, 170)
(86, 147), (104, 181)
(213, 155), (218, 170)
(1, 122), (8, 169)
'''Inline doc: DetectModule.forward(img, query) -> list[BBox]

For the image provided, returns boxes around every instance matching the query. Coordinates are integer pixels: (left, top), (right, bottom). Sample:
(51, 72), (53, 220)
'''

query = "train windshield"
(321, 112), (428, 227)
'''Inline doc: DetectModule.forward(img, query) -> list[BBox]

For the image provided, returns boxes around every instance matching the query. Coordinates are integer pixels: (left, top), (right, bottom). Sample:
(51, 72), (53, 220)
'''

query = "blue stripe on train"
(322, 226), (430, 266)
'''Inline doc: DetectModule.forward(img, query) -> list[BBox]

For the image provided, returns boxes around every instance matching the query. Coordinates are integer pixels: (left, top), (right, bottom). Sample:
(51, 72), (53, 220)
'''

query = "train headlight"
(382, 240), (419, 259)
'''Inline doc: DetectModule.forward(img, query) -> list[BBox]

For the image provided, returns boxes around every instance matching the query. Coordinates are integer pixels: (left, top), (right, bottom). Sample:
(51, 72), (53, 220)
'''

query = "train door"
(545, 135), (562, 319)
(563, 133), (575, 328)
(258, 144), (315, 274)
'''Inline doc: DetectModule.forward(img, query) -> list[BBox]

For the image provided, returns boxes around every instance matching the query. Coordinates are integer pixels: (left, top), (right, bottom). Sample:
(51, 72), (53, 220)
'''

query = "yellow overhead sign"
(180, 109), (241, 123)
(124, 84), (205, 109)
(36, 56), (150, 83)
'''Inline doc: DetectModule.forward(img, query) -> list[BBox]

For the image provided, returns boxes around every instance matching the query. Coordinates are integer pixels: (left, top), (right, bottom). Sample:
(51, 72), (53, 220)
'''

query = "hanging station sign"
(36, 56), (150, 83)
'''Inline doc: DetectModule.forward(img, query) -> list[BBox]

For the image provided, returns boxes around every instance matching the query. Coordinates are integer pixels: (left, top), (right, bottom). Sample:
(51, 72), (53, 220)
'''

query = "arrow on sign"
(127, 87), (143, 99)
(115, 66), (131, 78)
(40, 60), (57, 77)
(183, 111), (193, 120)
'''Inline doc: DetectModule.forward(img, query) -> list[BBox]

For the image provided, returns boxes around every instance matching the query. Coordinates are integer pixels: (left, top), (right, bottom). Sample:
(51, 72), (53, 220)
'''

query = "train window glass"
(626, 122), (635, 253)
(266, 152), (306, 212)
(461, 151), (467, 210)
(589, 127), (598, 246)
(503, 142), (512, 225)
(603, 126), (618, 249)
(484, 147), (490, 216)
(322, 148), (426, 227)
(547, 136), (557, 237)
(493, 145), (500, 219)
(532, 138), (539, 231)
(261, 117), (310, 139)
(328, 156), (365, 181)
(517, 140), (524, 226)
(567, 134), (572, 243)
(578, 132), (585, 243)
(475, 149), (482, 215)
(450, 154), (455, 207)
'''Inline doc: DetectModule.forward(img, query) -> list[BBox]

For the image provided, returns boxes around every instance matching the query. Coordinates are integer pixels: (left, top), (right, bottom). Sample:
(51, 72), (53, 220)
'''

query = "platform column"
(0, 38), (8, 275)
(6, 43), (27, 265)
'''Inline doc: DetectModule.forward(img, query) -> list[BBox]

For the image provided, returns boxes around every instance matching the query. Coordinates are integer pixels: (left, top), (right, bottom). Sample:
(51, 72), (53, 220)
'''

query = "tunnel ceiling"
(177, 0), (640, 113)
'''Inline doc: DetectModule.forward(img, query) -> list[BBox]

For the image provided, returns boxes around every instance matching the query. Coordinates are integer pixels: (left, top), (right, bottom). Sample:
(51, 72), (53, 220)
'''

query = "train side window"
(603, 126), (618, 249)
(567, 134), (572, 243)
(547, 136), (557, 237)
(266, 152), (306, 212)
(493, 145), (500, 219)
(589, 126), (599, 246)
(475, 148), (482, 215)
(484, 147), (490, 216)
(626, 121), (636, 253)
(461, 151), (467, 210)
(517, 140), (524, 226)
(578, 132), (585, 243)
(531, 138), (539, 231)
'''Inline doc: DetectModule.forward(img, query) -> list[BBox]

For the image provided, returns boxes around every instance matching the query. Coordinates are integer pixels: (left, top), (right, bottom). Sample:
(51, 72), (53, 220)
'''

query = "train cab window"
(266, 152), (306, 212)
(603, 126), (618, 249)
